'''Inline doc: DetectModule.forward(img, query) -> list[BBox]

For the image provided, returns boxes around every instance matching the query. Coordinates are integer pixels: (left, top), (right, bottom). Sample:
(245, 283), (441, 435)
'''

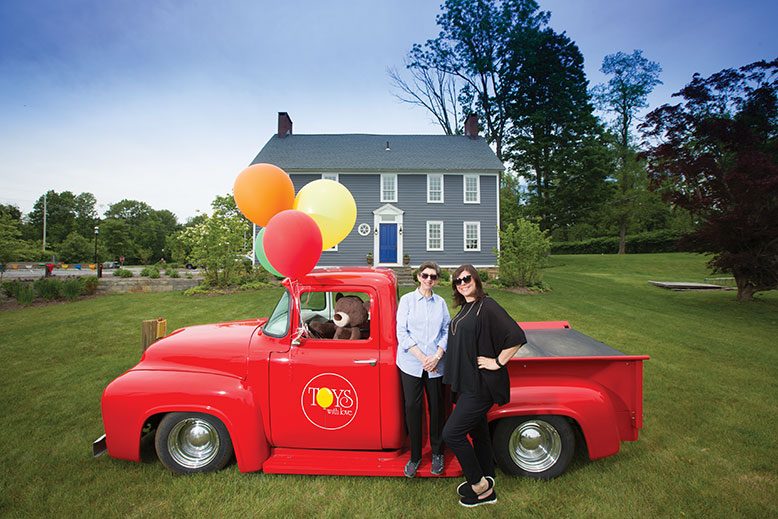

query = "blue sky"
(1, 0), (775, 221)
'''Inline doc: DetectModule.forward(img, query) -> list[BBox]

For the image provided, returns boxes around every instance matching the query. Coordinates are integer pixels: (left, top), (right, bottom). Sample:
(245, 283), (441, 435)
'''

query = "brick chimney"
(464, 113), (478, 139)
(278, 112), (293, 138)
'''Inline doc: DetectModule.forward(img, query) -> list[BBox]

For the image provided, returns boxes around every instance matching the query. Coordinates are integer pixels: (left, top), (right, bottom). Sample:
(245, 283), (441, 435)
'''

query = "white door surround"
(372, 204), (404, 267)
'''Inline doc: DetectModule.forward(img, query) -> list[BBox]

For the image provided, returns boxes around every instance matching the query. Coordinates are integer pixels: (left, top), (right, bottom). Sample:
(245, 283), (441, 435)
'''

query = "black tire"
(493, 415), (575, 480)
(155, 412), (234, 474)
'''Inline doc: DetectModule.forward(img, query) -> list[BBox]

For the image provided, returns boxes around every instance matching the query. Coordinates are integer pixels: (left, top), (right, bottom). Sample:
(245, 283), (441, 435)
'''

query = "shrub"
(478, 269), (490, 282)
(114, 268), (133, 278)
(80, 276), (99, 295)
(166, 269), (180, 278)
(16, 283), (35, 305)
(140, 266), (160, 278)
(183, 285), (210, 296)
(62, 278), (82, 300)
(2, 280), (22, 299)
(34, 278), (61, 301)
(497, 219), (551, 288)
(239, 281), (271, 291)
(437, 269), (451, 282)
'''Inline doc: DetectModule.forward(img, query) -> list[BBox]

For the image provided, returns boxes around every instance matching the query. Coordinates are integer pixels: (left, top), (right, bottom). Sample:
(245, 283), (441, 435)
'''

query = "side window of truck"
(301, 290), (371, 340)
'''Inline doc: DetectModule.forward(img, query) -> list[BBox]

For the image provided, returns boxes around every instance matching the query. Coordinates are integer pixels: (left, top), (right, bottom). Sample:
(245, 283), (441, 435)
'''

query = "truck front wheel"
(493, 415), (574, 480)
(155, 412), (234, 474)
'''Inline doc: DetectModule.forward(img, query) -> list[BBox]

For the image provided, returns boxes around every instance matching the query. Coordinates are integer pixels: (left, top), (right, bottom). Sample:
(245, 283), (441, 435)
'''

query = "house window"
(381, 174), (397, 202)
(464, 174), (480, 204)
(427, 174), (444, 203)
(427, 221), (444, 251)
(463, 222), (480, 251)
(322, 173), (339, 182)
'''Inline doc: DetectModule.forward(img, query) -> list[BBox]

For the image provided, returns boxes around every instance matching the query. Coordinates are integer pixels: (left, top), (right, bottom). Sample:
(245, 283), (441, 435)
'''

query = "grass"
(1, 253), (776, 517)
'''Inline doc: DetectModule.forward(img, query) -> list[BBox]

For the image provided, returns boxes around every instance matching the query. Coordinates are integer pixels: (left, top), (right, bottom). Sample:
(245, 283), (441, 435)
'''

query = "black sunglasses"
(454, 274), (473, 286)
(420, 273), (438, 280)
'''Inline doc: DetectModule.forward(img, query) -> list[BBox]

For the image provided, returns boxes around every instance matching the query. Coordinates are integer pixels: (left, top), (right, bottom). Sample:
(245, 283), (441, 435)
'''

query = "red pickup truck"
(94, 268), (648, 480)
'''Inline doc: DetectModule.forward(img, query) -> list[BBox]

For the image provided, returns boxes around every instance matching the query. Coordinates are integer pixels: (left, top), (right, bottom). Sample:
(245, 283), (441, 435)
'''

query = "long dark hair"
(451, 264), (486, 307)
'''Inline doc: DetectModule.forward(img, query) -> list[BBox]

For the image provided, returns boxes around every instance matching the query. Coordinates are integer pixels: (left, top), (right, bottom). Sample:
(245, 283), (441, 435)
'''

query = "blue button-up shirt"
(396, 288), (451, 378)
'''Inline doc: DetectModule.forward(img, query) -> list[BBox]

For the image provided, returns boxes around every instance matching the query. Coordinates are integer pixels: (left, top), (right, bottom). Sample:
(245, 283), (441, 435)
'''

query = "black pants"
(441, 388), (496, 485)
(400, 370), (444, 462)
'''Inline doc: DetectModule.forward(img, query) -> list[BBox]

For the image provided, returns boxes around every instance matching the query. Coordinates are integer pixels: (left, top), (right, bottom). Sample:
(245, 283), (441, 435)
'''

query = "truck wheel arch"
(489, 384), (623, 461)
(102, 370), (269, 473)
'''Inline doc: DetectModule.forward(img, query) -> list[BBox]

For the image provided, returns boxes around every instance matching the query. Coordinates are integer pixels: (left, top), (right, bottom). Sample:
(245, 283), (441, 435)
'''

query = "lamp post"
(94, 225), (101, 278)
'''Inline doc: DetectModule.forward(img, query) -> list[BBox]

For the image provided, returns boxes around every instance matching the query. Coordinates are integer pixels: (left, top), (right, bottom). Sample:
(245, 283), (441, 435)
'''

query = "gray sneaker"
(404, 459), (421, 478)
(431, 454), (445, 475)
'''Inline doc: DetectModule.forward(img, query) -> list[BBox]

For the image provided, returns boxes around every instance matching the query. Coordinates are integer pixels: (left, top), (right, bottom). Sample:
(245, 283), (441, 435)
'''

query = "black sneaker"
(431, 454), (444, 475)
(459, 488), (497, 508)
(404, 459), (421, 478)
(457, 476), (494, 497)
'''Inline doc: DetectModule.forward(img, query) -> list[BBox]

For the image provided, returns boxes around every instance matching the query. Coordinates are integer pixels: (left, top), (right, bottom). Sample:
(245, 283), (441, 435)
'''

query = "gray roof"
(251, 134), (504, 172)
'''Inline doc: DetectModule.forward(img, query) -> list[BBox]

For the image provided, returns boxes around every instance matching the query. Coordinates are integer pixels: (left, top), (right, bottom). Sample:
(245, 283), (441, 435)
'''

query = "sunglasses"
(420, 273), (438, 280)
(454, 274), (473, 286)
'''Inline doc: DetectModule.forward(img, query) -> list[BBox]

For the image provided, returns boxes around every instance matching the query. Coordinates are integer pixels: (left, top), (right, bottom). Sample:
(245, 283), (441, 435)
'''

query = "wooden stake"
(142, 318), (167, 351)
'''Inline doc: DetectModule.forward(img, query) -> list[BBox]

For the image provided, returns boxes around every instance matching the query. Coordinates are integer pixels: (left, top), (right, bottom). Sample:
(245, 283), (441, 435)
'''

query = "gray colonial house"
(250, 112), (504, 268)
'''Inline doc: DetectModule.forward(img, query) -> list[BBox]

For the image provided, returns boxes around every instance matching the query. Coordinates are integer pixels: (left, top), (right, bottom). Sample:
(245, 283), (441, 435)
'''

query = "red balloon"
(263, 210), (323, 278)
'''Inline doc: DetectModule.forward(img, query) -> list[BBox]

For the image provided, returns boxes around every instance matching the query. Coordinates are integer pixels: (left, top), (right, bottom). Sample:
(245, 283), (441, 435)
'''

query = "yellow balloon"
(293, 180), (357, 251)
(316, 387), (334, 409)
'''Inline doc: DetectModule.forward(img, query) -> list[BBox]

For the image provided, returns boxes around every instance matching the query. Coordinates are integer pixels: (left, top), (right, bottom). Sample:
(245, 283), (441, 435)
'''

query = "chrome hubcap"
(167, 418), (220, 469)
(508, 419), (562, 472)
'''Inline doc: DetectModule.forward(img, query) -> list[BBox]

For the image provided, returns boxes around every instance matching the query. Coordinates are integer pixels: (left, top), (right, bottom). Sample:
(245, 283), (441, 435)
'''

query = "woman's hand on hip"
(477, 356), (500, 371)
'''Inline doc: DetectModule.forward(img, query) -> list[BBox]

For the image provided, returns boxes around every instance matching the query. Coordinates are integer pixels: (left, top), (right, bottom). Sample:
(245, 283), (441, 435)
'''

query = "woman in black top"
(442, 265), (526, 507)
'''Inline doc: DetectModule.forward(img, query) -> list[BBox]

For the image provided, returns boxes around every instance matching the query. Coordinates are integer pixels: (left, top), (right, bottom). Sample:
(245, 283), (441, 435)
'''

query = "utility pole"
(42, 192), (47, 252)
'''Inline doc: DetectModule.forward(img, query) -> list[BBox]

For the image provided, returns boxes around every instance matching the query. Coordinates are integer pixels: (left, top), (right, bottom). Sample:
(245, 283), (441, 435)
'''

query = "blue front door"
(379, 223), (397, 264)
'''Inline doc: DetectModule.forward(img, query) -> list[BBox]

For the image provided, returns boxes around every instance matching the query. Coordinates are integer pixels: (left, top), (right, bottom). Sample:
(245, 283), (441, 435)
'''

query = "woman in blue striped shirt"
(396, 260), (451, 477)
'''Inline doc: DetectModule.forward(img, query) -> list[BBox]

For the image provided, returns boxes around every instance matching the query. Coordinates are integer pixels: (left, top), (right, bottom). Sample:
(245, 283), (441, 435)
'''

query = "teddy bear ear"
(335, 292), (344, 301)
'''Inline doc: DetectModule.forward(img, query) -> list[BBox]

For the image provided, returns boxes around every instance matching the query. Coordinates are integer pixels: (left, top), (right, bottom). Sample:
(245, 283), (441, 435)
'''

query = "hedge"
(551, 230), (688, 255)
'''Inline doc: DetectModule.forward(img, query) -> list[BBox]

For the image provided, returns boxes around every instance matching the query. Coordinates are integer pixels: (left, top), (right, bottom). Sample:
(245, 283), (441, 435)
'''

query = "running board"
(262, 447), (462, 477)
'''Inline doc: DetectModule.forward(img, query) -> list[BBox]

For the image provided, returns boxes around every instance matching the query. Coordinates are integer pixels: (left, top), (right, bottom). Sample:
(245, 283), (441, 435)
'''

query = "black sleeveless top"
(443, 297), (526, 405)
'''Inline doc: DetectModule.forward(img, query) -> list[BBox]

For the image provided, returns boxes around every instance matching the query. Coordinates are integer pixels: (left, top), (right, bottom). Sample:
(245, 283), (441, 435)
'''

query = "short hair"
(417, 261), (441, 276)
(451, 264), (486, 307)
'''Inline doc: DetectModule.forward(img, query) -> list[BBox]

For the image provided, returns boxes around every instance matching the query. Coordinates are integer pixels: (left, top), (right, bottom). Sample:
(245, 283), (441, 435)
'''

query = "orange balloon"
(233, 163), (295, 226)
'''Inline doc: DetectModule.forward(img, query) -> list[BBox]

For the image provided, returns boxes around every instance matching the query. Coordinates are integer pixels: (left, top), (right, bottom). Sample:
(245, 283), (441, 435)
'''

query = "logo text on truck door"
(301, 373), (359, 430)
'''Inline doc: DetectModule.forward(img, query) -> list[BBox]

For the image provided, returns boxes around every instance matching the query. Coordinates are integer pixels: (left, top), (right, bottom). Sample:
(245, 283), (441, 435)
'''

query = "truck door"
(268, 289), (382, 450)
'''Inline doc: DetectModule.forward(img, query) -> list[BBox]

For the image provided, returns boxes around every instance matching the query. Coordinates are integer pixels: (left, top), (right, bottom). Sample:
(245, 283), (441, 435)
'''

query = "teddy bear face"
(333, 295), (368, 328)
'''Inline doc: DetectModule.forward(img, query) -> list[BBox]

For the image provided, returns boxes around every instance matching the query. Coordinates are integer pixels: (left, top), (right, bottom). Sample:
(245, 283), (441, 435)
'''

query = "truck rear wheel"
(493, 415), (574, 480)
(155, 412), (233, 474)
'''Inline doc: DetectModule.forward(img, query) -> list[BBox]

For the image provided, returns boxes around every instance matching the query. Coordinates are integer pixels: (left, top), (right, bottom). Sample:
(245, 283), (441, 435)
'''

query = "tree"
(175, 204), (248, 287)
(504, 27), (610, 232)
(404, 0), (550, 161)
(25, 190), (96, 245)
(0, 204), (22, 220)
(0, 214), (25, 280)
(592, 50), (662, 253)
(58, 232), (95, 263)
(389, 62), (466, 135)
(103, 200), (180, 263)
(641, 59), (778, 301)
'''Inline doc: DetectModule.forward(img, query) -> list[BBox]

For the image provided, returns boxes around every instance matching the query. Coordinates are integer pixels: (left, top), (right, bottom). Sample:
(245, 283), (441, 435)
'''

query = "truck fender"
(101, 370), (269, 473)
(488, 381), (622, 460)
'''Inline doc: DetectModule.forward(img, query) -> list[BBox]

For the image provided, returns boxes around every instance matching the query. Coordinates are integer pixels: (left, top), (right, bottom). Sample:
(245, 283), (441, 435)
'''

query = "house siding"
(287, 173), (498, 267)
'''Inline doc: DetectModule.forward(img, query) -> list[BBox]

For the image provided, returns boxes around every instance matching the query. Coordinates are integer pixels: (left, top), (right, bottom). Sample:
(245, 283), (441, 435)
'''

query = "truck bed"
(517, 327), (627, 358)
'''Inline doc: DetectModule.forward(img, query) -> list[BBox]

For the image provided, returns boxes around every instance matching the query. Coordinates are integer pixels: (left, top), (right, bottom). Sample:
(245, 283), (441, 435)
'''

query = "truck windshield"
(264, 290), (290, 337)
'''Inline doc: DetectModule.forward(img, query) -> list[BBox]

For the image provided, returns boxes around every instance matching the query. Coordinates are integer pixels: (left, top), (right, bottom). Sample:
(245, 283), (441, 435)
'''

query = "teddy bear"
(308, 293), (370, 340)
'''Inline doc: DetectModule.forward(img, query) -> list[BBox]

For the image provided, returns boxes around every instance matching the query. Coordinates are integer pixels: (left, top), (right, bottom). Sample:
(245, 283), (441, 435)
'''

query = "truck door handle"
(353, 359), (377, 366)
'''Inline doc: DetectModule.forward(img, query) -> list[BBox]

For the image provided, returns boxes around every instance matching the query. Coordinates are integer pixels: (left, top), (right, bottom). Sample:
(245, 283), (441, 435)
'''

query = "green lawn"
(1, 253), (776, 517)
